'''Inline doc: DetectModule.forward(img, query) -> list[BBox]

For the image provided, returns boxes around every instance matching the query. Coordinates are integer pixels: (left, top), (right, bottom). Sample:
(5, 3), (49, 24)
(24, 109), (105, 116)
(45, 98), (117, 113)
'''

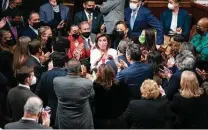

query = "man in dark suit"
(74, 0), (104, 34)
(7, 66), (37, 122)
(35, 51), (68, 127)
(125, 0), (164, 45)
(116, 43), (153, 99)
(2, 8), (25, 40)
(5, 97), (51, 129)
(79, 21), (96, 50)
(20, 12), (40, 40)
(24, 39), (47, 92)
(53, 59), (94, 129)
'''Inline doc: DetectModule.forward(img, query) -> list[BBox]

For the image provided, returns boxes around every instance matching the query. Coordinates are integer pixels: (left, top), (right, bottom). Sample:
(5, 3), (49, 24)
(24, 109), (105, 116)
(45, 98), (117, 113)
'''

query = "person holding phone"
(5, 97), (51, 129)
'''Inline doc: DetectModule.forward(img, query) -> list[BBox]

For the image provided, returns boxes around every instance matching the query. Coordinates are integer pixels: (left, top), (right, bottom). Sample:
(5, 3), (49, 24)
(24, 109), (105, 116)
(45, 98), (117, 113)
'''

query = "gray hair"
(176, 50), (196, 70)
(24, 97), (43, 115)
(66, 59), (81, 74)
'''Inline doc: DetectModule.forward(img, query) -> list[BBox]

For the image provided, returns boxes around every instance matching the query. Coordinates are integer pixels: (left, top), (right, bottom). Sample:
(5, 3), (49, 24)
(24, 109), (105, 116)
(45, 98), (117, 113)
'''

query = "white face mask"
(31, 76), (37, 86)
(129, 3), (138, 10)
(168, 3), (174, 10)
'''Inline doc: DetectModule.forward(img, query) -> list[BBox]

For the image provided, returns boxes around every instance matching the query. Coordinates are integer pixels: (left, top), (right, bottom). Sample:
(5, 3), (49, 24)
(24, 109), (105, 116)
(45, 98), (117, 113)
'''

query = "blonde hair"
(180, 71), (203, 98)
(39, 26), (51, 36)
(141, 79), (160, 99)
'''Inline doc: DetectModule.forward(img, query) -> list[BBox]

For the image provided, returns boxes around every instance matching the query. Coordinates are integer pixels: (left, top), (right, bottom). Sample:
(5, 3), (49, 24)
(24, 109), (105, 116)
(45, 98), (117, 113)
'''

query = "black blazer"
(24, 56), (46, 80)
(0, 50), (17, 87)
(93, 82), (129, 119)
(4, 119), (50, 129)
(35, 68), (67, 126)
(7, 86), (36, 121)
(20, 27), (38, 40)
(93, 82), (129, 129)
(170, 93), (208, 128)
(120, 96), (173, 129)
(74, 10), (104, 34)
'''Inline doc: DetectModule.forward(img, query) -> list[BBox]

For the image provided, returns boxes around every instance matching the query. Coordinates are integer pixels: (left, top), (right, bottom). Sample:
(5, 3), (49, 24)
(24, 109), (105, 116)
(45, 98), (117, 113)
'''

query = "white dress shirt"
(29, 25), (39, 35)
(170, 12), (178, 32)
(84, 10), (93, 21)
(19, 83), (30, 89)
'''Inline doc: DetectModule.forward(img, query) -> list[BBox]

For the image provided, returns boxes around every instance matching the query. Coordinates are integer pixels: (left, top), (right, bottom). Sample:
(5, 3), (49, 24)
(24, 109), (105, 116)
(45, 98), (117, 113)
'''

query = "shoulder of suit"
(140, 6), (151, 13)
(75, 11), (83, 16)
(40, 3), (50, 8)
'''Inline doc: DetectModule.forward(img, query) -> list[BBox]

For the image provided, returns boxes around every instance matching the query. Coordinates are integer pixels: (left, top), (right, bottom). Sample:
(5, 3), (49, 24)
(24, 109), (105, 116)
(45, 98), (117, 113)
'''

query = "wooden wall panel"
(191, 2), (208, 25)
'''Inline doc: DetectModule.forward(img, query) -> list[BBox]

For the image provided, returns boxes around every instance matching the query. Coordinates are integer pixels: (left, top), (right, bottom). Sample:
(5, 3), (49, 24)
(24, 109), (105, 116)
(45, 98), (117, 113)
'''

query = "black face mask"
(82, 32), (91, 38)
(32, 22), (40, 29)
(47, 36), (53, 44)
(87, 8), (95, 13)
(72, 34), (79, 39)
(5, 39), (16, 46)
(196, 27), (203, 35)
(116, 31), (125, 39)
(10, 21), (22, 27)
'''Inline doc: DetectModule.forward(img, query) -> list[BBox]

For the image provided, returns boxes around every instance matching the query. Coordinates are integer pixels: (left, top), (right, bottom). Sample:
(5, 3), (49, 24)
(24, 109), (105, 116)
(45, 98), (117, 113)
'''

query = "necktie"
(87, 39), (91, 49)
(88, 13), (93, 30)
(130, 11), (137, 30)
(88, 14), (92, 25)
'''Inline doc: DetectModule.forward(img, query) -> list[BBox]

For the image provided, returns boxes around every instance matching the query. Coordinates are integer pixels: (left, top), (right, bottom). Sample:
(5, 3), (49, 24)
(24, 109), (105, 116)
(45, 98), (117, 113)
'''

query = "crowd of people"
(0, 0), (208, 129)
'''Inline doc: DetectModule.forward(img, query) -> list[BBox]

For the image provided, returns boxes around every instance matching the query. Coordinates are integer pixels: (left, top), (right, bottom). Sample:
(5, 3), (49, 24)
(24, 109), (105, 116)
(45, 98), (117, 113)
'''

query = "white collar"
(31, 55), (40, 64)
(131, 6), (140, 16)
(84, 10), (93, 20)
(82, 35), (91, 40)
(29, 25), (38, 35)
(19, 83), (30, 89)
(22, 117), (36, 121)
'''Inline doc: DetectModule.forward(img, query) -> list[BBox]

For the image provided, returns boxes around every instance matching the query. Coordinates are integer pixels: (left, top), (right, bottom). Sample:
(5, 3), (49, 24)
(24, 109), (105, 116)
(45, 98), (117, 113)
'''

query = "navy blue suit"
(74, 10), (104, 34)
(160, 9), (190, 40)
(20, 27), (38, 40)
(125, 7), (164, 44)
(35, 68), (67, 126)
(116, 62), (153, 99)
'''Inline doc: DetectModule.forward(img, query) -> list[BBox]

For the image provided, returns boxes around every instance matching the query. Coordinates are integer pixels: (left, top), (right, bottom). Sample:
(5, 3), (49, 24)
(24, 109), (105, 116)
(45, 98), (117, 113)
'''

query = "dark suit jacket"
(116, 62), (153, 99)
(171, 93), (208, 128)
(24, 56), (46, 80)
(20, 27), (38, 40)
(125, 7), (164, 44)
(35, 68), (67, 125)
(2, 21), (24, 40)
(165, 69), (202, 101)
(0, 50), (17, 87)
(160, 8), (190, 40)
(74, 10), (104, 34)
(4, 119), (50, 129)
(7, 86), (36, 121)
(120, 96), (173, 129)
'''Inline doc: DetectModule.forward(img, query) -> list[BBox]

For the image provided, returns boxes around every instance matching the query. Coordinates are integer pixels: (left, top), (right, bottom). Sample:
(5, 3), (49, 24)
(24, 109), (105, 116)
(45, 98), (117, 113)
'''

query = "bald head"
(197, 17), (208, 34)
(198, 17), (208, 29)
